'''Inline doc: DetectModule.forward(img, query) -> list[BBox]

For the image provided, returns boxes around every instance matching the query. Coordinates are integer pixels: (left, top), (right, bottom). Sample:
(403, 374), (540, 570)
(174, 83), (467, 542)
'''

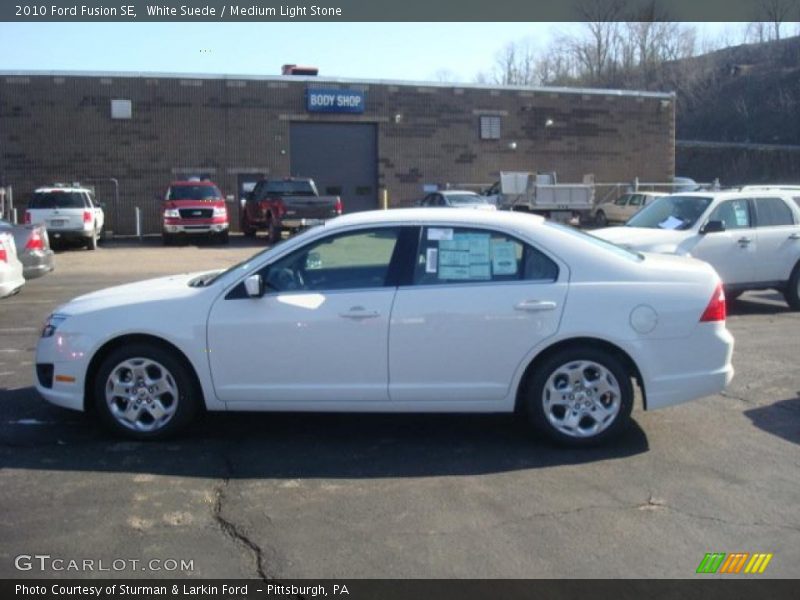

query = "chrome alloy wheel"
(542, 360), (622, 439)
(104, 357), (179, 432)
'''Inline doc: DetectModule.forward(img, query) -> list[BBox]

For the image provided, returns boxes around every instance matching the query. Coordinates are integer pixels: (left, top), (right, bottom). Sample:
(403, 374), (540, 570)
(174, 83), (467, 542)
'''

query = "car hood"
(56, 271), (218, 315)
(593, 226), (691, 253)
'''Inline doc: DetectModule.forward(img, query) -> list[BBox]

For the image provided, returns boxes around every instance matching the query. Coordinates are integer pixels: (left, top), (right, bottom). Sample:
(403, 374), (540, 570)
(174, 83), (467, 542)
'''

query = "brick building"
(0, 71), (675, 235)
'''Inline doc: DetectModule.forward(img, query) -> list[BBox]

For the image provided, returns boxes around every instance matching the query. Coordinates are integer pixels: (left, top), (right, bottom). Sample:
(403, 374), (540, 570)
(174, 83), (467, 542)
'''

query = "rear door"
(388, 225), (567, 404)
(751, 196), (800, 282)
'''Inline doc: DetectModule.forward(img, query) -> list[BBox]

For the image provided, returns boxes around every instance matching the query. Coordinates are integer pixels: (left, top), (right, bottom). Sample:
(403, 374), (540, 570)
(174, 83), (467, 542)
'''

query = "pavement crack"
(720, 390), (756, 405)
(212, 454), (271, 583)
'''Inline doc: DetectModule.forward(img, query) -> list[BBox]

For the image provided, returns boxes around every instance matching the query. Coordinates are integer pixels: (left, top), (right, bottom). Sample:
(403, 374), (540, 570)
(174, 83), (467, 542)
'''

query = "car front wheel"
(594, 210), (608, 227)
(93, 343), (200, 440)
(524, 347), (633, 446)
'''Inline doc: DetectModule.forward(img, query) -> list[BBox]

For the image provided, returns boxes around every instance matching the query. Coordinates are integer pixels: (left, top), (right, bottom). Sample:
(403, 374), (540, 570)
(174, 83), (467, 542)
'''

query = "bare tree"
(758, 0), (793, 39)
(485, 39), (539, 86)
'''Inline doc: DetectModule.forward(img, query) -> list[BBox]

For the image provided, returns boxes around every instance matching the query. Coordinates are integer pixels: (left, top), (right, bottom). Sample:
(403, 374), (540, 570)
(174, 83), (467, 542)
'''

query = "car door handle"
(789, 233), (800, 240)
(340, 307), (380, 319)
(737, 237), (752, 245)
(514, 300), (557, 312)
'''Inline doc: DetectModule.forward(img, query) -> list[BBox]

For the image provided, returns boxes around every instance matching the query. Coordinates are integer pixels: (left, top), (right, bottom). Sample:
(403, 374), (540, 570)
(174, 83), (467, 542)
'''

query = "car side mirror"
(244, 274), (264, 298)
(701, 220), (725, 234)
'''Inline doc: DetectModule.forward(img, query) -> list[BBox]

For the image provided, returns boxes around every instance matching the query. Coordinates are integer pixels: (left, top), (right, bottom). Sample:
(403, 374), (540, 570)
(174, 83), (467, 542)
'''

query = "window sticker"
(428, 227), (453, 241)
(734, 206), (748, 227)
(492, 241), (518, 275)
(425, 248), (438, 273)
(438, 233), (491, 280)
(658, 215), (683, 230)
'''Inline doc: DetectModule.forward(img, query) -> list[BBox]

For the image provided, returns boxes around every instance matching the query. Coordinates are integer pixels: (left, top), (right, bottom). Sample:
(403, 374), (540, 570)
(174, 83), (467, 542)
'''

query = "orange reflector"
(55, 375), (75, 383)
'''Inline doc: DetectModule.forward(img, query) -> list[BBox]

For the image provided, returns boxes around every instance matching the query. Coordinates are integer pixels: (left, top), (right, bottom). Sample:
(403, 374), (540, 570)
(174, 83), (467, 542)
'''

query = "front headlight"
(41, 313), (68, 338)
(213, 206), (227, 217)
(163, 208), (180, 218)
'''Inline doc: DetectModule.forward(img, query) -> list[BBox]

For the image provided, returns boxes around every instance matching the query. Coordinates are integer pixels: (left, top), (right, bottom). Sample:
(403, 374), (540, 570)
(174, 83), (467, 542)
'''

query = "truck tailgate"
(281, 195), (340, 219)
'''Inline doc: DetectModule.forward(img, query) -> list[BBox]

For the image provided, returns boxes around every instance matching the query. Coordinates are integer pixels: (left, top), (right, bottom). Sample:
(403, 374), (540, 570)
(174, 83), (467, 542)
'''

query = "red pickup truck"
(240, 178), (343, 243)
(161, 180), (229, 245)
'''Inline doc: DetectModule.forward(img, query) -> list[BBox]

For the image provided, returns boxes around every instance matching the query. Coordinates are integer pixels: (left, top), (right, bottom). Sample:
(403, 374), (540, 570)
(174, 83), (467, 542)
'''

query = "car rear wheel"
(524, 347), (633, 446)
(784, 262), (800, 310)
(241, 214), (256, 238)
(594, 210), (608, 227)
(93, 343), (200, 440)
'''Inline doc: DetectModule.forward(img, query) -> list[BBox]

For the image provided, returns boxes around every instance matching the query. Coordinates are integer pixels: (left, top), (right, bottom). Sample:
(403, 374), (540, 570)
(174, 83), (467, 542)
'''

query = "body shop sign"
(306, 88), (365, 113)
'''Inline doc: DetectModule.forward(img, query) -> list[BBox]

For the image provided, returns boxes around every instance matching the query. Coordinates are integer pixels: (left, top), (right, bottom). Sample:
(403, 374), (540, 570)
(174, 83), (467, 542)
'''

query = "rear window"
(167, 185), (222, 200)
(264, 181), (316, 196)
(29, 191), (86, 209)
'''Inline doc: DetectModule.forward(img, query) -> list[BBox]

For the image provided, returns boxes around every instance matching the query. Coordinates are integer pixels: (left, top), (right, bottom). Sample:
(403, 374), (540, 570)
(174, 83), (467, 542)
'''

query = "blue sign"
(306, 88), (366, 114)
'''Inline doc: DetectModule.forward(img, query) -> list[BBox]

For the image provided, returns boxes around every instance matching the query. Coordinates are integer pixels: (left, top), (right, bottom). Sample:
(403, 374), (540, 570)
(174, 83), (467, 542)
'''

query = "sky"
(0, 22), (745, 83)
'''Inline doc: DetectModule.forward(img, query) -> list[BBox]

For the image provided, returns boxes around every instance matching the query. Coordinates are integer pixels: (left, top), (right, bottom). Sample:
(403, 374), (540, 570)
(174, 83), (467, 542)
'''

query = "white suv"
(25, 185), (105, 250)
(594, 188), (800, 309)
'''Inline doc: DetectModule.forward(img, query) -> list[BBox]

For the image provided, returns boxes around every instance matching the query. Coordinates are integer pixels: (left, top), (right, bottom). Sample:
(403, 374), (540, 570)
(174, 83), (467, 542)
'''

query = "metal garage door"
(290, 123), (378, 213)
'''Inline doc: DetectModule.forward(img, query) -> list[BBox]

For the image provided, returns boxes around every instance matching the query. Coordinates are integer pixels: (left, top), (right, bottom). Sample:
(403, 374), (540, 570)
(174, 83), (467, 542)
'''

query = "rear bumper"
(21, 250), (55, 279)
(48, 228), (92, 240)
(0, 277), (24, 298)
(639, 323), (735, 410)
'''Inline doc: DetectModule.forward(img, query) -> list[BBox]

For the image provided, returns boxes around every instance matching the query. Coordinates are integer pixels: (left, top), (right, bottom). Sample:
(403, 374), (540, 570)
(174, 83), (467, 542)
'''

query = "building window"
(479, 115), (501, 140)
(111, 99), (132, 120)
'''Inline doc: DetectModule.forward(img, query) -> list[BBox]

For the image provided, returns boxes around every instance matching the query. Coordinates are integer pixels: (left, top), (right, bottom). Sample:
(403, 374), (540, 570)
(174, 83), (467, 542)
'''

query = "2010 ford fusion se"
(35, 209), (734, 446)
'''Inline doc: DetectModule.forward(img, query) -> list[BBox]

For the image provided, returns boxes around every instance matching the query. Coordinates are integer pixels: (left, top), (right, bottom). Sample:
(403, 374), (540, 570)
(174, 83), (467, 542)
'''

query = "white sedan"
(35, 209), (734, 446)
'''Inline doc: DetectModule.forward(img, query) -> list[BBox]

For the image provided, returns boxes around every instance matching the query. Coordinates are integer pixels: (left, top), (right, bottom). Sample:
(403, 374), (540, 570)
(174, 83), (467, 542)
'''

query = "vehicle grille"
(178, 208), (213, 219)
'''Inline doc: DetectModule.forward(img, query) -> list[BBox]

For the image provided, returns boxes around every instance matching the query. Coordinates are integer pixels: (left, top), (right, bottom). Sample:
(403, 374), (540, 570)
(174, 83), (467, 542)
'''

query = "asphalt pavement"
(1, 237), (798, 579)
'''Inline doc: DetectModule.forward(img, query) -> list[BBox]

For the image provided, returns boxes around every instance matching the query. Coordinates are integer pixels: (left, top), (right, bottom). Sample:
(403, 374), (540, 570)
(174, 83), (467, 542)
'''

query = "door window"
(628, 194), (644, 207)
(755, 197), (795, 227)
(260, 228), (402, 292)
(707, 199), (751, 230)
(614, 195), (629, 206)
(414, 227), (558, 285)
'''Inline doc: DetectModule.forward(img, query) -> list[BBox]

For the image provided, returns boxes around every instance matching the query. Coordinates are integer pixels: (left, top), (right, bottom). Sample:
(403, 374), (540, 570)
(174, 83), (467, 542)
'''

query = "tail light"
(334, 197), (343, 215)
(273, 199), (285, 217)
(24, 211), (31, 224)
(0, 247), (6, 263)
(83, 211), (92, 223)
(26, 230), (44, 251)
(700, 282), (726, 322)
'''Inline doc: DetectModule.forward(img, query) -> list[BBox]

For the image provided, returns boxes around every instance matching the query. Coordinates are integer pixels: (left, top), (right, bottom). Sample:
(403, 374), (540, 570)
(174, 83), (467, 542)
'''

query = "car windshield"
(625, 195), (713, 230)
(446, 194), (487, 205)
(29, 191), (85, 209)
(167, 185), (221, 200)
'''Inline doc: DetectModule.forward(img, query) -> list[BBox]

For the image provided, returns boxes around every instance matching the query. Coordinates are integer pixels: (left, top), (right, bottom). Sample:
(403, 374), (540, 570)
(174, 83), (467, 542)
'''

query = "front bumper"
(163, 222), (229, 235)
(35, 332), (92, 412)
(282, 218), (325, 229)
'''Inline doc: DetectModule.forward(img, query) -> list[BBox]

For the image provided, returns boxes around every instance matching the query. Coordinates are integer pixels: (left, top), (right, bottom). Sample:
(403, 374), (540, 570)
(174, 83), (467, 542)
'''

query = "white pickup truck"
(483, 172), (595, 223)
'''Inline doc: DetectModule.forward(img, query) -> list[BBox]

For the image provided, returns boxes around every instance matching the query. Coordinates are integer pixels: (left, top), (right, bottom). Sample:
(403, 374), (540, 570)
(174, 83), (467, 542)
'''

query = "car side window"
(414, 227), (558, 285)
(708, 199), (751, 230)
(436, 195), (447, 207)
(629, 194), (643, 207)
(755, 197), (795, 227)
(259, 228), (402, 292)
(614, 195), (629, 206)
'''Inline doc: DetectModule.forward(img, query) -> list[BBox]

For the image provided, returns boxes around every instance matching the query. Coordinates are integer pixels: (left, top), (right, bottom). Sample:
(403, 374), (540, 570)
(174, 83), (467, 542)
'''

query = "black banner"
(3, 580), (800, 600)
(0, 0), (785, 22)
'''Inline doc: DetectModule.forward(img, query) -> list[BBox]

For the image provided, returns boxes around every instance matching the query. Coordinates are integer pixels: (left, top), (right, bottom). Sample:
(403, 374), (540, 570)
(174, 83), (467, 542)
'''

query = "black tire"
(267, 215), (279, 245)
(218, 231), (229, 245)
(163, 234), (174, 246)
(524, 346), (633, 447)
(594, 210), (608, 227)
(93, 343), (200, 440)
(241, 220), (256, 238)
(784, 262), (800, 310)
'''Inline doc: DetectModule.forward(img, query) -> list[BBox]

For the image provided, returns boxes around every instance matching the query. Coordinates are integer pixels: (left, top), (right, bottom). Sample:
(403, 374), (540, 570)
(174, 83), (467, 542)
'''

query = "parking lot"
(0, 237), (798, 579)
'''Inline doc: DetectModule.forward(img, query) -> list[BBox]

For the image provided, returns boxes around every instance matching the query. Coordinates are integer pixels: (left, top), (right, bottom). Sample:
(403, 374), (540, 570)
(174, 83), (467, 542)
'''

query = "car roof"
(438, 190), (480, 196)
(34, 186), (90, 193)
(326, 208), (544, 230)
(667, 190), (796, 200)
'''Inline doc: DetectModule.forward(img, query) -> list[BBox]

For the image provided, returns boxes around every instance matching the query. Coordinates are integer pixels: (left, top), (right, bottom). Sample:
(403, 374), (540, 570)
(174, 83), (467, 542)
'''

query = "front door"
(691, 198), (757, 285)
(207, 227), (407, 404)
